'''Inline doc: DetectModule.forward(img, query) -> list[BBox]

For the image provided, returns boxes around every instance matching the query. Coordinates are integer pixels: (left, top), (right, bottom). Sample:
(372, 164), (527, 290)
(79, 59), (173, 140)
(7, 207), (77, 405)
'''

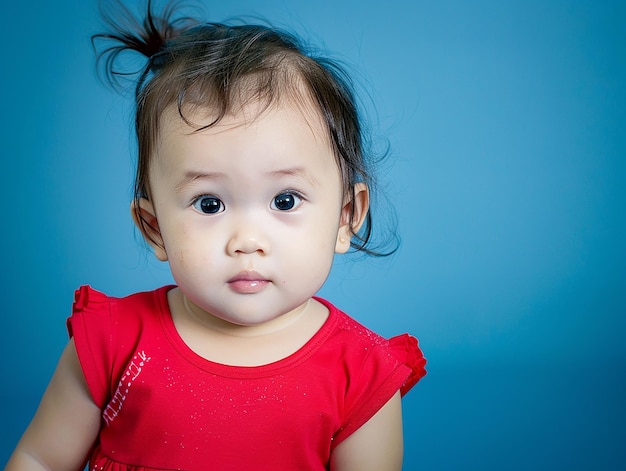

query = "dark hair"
(93, 0), (397, 256)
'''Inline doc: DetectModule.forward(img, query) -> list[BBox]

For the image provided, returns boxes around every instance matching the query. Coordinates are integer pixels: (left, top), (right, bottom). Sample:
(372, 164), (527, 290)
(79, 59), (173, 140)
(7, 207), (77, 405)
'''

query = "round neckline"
(154, 286), (339, 378)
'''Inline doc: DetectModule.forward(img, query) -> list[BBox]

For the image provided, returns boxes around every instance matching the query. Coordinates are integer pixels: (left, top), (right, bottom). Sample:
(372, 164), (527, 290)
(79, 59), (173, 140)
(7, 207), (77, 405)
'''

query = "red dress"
(68, 285), (426, 471)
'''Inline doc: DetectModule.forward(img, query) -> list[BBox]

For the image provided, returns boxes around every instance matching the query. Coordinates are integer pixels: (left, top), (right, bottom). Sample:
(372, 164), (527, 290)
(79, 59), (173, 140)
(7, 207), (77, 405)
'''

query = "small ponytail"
(92, 0), (198, 95)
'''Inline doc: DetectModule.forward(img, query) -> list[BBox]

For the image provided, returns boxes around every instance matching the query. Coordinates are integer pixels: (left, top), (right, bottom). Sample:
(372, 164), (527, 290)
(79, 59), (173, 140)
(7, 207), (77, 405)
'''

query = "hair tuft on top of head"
(92, 0), (200, 93)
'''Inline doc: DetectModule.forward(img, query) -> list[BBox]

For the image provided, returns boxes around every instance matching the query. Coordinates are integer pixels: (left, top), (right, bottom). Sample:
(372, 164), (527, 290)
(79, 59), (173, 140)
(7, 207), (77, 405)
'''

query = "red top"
(67, 285), (426, 471)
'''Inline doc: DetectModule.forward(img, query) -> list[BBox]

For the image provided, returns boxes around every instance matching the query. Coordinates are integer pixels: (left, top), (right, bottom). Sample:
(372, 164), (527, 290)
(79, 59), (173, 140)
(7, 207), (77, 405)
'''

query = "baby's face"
(144, 99), (347, 326)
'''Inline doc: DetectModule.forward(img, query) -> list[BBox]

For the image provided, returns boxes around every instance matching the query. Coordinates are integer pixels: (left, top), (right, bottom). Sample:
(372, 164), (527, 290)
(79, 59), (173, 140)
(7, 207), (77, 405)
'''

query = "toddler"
(6, 1), (426, 470)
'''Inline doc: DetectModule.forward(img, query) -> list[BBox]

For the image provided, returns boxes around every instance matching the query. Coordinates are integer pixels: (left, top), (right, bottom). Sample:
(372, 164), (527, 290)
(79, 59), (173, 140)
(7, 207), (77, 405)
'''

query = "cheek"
(298, 223), (338, 264)
(174, 249), (186, 266)
(160, 221), (204, 266)
(291, 216), (338, 250)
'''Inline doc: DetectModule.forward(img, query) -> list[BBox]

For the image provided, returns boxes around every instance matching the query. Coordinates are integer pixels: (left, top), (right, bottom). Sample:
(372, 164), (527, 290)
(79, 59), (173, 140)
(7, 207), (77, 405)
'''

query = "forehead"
(153, 97), (338, 177)
(157, 69), (331, 140)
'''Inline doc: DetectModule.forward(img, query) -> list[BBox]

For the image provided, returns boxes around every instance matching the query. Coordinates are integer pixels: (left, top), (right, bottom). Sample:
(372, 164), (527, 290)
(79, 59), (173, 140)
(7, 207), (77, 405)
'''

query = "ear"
(131, 198), (168, 261)
(335, 183), (370, 254)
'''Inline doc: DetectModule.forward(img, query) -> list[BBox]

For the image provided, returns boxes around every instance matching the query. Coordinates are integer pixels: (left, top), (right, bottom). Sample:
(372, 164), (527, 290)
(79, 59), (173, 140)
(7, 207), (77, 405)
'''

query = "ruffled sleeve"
(66, 285), (115, 409)
(388, 334), (427, 396)
(331, 323), (427, 447)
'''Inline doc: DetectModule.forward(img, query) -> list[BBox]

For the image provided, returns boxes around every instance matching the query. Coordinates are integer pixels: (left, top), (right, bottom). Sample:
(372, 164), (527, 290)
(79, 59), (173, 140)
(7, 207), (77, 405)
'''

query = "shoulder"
(317, 296), (427, 395)
(316, 296), (386, 344)
(314, 297), (402, 388)
(67, 284), (174, 355)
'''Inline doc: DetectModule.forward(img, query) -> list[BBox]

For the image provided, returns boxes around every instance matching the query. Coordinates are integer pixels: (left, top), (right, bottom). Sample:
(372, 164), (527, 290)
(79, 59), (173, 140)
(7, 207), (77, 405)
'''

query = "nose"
(226, 219), (270, 256)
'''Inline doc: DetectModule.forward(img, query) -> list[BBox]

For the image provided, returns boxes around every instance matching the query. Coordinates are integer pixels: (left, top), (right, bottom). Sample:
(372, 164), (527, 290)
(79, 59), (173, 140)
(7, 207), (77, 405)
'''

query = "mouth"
(227, 271), (270, 294)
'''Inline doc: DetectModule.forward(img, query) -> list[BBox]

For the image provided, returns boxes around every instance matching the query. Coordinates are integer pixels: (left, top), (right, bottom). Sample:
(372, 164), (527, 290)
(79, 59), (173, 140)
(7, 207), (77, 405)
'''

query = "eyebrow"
(267, 167), (320, 186)
(174, 171), (225, 193)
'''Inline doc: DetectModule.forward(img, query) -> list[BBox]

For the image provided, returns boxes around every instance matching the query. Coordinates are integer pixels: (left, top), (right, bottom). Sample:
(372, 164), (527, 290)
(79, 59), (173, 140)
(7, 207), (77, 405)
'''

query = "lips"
(227, 271), (270, 294)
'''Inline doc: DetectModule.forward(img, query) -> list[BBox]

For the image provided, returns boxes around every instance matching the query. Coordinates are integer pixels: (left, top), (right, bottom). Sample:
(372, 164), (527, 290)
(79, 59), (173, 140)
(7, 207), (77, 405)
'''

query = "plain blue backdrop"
(1, 1), (624, 469)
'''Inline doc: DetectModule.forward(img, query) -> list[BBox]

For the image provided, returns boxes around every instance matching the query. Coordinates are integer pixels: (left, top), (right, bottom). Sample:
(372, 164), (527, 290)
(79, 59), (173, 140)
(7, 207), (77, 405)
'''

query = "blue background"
(1, 1), (624, 469)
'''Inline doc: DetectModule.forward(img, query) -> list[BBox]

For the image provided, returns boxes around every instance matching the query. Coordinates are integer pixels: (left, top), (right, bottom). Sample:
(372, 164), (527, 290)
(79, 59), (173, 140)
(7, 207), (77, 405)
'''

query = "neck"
(180, 292), (311, 339)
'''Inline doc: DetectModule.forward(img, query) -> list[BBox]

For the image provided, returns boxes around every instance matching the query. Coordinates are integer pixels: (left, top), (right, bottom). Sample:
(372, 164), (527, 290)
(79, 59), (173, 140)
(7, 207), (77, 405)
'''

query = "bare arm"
(5, 339), (101, 471)
(330, 391), (404, 471)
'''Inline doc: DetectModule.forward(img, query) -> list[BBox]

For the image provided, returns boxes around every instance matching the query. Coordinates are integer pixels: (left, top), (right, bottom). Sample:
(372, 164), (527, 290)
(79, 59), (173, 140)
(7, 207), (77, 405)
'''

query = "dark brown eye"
(271, 192), (301, 211)
(193, 196), (224, 214)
